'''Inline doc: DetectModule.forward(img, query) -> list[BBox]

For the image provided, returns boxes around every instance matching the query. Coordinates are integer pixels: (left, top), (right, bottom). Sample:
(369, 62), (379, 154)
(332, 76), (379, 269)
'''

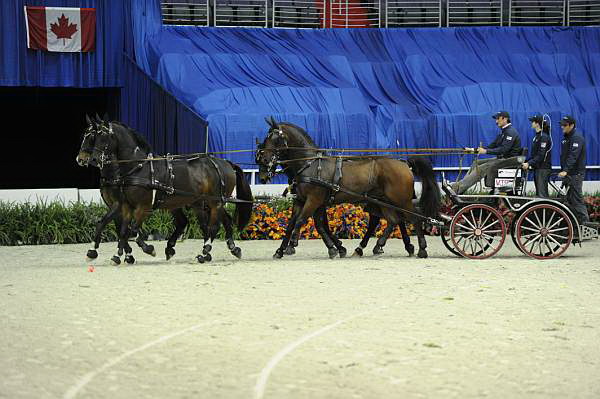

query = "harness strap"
(328, 157), (343, 204)
(207, 156), (226, 202)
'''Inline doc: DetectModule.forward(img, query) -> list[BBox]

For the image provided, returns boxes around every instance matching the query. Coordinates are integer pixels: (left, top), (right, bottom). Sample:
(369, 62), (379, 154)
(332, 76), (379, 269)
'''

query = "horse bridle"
(256, 125), (288, 180)
(80, 122), (115, 169)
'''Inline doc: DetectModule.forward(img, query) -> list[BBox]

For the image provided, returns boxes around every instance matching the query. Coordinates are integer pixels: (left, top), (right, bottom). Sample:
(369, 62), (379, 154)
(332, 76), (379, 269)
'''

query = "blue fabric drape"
(120, 57), (208, 155)
(0, 0), (124, 87)
(132, 24), (600, 177)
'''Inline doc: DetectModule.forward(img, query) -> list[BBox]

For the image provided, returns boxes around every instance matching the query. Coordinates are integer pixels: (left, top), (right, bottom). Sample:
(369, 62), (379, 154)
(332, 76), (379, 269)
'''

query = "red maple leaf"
(50, 14), (78, 46)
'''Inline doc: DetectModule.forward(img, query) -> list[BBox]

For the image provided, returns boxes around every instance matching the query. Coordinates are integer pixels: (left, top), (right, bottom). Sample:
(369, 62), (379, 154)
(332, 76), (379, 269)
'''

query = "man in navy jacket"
(521, 114), (552, 198)
(450, 111), (523, 195)
(559, 115), (589, 224)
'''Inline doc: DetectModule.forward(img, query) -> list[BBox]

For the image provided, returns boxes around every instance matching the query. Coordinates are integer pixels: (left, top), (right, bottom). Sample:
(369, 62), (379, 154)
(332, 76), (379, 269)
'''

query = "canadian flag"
(25, 6), (95, 52)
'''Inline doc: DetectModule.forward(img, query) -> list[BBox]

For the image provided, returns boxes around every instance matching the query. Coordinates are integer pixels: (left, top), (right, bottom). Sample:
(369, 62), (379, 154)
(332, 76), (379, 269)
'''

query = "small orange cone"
(88, 266), (95, 272)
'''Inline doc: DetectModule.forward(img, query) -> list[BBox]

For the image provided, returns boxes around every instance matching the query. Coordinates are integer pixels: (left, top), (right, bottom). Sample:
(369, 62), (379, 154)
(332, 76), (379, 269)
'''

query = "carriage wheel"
(450, 204), (506, 259)
(441, 227), (462, 257)
(515, 204), (573, 260)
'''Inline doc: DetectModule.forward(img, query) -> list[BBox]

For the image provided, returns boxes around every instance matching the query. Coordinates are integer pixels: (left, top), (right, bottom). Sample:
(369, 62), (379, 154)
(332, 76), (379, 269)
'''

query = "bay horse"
(77, 118), (253, 264)
(256, 117), (441, 258)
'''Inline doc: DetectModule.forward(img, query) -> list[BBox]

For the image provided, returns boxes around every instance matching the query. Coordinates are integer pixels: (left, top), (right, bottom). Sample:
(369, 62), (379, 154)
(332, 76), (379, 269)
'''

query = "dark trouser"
(451, 156), (523, 195)
(533, 168), (551, 198)
(566, 174), (589, 224)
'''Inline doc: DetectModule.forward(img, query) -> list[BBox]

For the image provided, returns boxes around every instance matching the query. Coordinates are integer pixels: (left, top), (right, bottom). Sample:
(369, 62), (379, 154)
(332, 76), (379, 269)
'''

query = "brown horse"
(77, 118), (253, 264)
(256, 117), (441, 258)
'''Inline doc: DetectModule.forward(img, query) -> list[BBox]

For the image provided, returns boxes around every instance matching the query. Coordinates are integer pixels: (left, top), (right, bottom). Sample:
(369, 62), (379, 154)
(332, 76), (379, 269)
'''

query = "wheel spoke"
(525, 234), (542, 251)
(474, 238), (486, 254)
(481, 219), (500, 231)
(455, 222), (474, 232)
(542, 208), (547, 228)
(547, 234), (565, 248)
(534, 210), (543, 230)
(521, 226), (540, 233)
(549, 234), (569, 240)
(547, 216), (564, 231)
(462, 213), (477, 229)
(483, 229), (503, 234)
(481, 211), (492, 230)
(546, 211), (557, 230)
(549, 226), (569, 233)
(524, 214), (541, 230)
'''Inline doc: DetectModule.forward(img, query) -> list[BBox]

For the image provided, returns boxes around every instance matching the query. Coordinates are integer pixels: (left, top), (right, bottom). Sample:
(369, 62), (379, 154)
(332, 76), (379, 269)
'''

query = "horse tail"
(407, 157), (441, 218)
(228, 161), (254, 231)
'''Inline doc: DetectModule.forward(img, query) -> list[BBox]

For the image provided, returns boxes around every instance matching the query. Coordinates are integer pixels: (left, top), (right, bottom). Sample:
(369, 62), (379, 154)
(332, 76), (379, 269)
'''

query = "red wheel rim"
(450, 204), (506, 259)
(515, 204), (573, 260)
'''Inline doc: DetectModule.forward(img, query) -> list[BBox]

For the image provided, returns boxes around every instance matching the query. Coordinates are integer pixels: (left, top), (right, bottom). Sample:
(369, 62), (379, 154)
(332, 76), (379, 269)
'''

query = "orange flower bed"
(240, 203), (413, 240)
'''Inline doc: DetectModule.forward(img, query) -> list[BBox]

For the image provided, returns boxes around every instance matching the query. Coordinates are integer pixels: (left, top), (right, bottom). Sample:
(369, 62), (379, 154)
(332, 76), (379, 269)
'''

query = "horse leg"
(112, 208), (131, 266)
(288, 196), (323, 256)
(317, 206), (347, 258)
(354, 212), (379, 257)
(373, 221), (395, 256)
(87, 204), (119, 260)
(220, 207), (242, 259)
(313, 206), (339, 259)
(399, 220), (415, 256)
(275, 199), (301, 259)
(413, 219), (428, 259)
(135, 224), (155, 257)
(165, 208), (188, 260)
(124, 206), (151, 265)
(195, 204), (220, 263)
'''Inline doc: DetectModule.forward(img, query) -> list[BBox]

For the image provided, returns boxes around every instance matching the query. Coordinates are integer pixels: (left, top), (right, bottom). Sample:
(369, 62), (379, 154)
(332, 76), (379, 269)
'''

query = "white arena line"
(254, 311), (369, 399)
(63, 320), (219, 399)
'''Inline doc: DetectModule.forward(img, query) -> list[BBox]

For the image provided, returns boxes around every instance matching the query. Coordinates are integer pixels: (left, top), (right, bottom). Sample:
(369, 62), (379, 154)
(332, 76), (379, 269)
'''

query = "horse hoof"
(196, 255), (205, 264)
(111, 256), (121, 266)
(338, 247), (347, 258)
(418, 249), (428, 259)
(204, 253), (212, 262)
(231, 247), (242, 259)
(273, 250), (284, 259)
(373, 246), (384, 255)
(353, 247), (363, 257)
(203, 244), (212, 255)
(165, 247), (175, 260)
(144, 245), (156, 257)
(406, 244), (415, 257)
(284, 246), (295, 256)
(86, 249), (98, 260)
(328, 247), (338, 259)
(124, 254), (135, 265)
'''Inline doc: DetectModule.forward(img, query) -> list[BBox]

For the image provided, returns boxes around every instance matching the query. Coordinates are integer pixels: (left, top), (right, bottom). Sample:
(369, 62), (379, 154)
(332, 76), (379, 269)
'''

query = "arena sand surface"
(1, 238), (599, 399)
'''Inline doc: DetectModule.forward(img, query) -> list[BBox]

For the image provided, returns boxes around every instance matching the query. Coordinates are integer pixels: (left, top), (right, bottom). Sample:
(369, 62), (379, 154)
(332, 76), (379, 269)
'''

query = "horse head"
(256, 116), (288, 183)
(76, 114), (102, 167)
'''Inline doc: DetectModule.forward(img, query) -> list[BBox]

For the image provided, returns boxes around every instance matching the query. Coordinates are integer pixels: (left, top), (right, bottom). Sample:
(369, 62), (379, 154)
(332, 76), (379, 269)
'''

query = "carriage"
(437, 165), (600, 260)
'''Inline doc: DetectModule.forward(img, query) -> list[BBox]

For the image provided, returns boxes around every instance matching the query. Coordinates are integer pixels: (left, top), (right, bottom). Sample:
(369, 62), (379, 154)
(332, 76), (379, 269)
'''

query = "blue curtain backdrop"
(3, 0), (599, 177)
(125, 16), (600, 176)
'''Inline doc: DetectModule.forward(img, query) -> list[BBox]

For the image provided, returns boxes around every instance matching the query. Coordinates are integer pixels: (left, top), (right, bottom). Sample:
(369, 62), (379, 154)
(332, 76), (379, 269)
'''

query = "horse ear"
(85, 114), (91, 124)
(102, 112), (109, 122)
(95, 113), (102, 123)
(255, 137), (260, 145)
(270, 116), (278, 126)
(265, 117), (274, 128)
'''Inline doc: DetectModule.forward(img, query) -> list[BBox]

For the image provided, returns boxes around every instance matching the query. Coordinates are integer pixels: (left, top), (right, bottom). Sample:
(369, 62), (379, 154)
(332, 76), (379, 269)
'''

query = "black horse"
(76, 115), (168, 263)
(256, 117), (441, 258)
(77, 117), (253, 264)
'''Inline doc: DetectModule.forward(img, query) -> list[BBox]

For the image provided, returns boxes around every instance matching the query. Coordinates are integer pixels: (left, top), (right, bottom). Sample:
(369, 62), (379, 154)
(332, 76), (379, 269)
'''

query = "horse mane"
(112, 121), (153, 153)
(280, 122), (317, 147)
